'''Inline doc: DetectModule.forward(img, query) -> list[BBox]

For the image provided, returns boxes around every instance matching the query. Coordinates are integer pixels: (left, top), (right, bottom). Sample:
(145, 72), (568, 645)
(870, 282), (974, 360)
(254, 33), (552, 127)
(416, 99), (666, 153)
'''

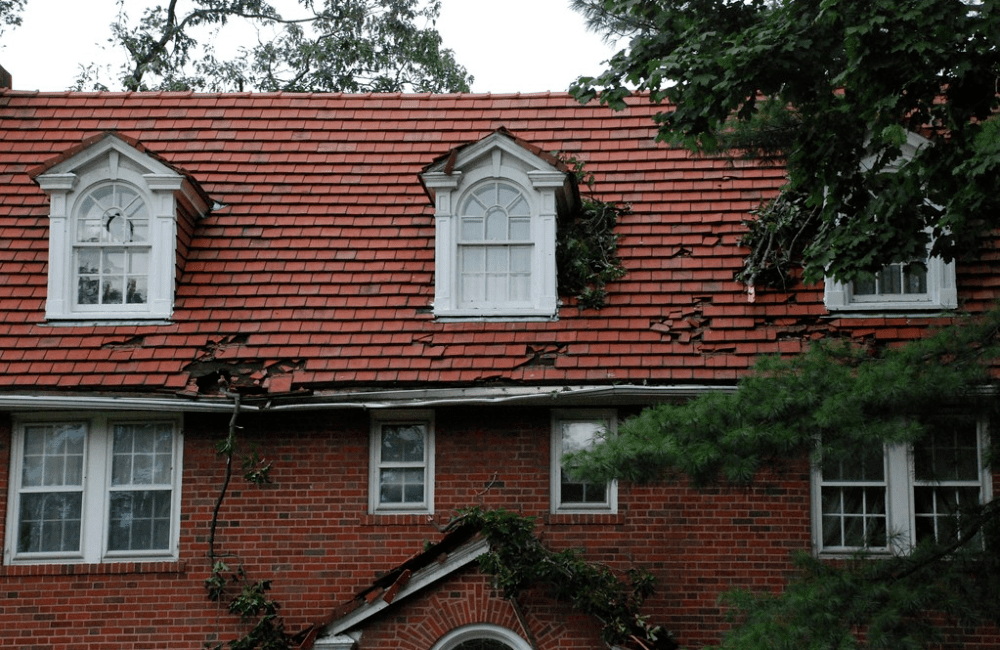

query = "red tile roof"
(0, 90), (994, 403)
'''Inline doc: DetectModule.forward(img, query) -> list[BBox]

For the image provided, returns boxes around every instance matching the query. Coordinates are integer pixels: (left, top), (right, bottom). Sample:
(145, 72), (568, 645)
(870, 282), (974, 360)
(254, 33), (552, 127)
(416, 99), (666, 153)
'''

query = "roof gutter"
(0, 384), (737, 414)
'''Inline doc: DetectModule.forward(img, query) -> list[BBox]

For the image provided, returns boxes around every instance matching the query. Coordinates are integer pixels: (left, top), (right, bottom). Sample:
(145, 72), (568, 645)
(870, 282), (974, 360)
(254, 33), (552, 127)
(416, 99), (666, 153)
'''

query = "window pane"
(461, 215), (484, 241)
(821, 446), (884, 482)
(108, 490), (172, 551)
(903, 261), (927, 293)
(379, 468), (424, 504)
(497, 183), (519, 208)
(879, 265), (902, 294)
(113, 423), (174, 486)
(820, 485), (887, 549)
(485, 207), (507, 241)
(853, 273), (877, 296)
(914, 421), (979, 482)
(22, 423), (85, 488)
(381, 424), (425, 463)
(509, 216), (530, 240)
(18, 492), (82, 553)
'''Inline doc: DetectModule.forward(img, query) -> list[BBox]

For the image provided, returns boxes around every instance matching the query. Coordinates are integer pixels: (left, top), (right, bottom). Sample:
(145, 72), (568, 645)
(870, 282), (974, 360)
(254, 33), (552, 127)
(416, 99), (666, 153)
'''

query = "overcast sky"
(0, 0), (619, 93)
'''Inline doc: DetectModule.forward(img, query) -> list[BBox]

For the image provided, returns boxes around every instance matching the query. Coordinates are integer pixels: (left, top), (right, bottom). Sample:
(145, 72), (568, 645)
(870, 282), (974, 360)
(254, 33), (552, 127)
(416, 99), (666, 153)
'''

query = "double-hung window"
(369, 411), (434, 514)
(551, 410), (617, 514)
(814, 416), (990, 555)
(6, 414), (182, 564)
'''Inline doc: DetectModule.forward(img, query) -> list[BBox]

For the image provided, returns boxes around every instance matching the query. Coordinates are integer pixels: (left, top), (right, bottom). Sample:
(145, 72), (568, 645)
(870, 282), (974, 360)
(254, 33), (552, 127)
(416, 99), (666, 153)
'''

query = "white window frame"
(811, 418), (991, 556)
(369, 410), (435, 514)
(551, 409), (618, 514)
(824, 254), (957, 313)
(5, 412), (183, 565)
(430, 624), (532, 650)
(34, 135), (192, 321)
(422, 132), (567, 320)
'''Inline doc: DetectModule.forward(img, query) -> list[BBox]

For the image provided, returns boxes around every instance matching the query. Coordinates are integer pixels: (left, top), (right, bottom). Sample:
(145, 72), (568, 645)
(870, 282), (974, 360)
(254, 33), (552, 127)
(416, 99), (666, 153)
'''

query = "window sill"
(361, 513), (435, 527)
(0, 559), (187, 576)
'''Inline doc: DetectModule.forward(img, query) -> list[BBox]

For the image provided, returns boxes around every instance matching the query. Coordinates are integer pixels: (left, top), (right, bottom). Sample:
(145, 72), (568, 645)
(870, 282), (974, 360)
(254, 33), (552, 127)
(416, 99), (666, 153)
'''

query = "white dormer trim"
(422, 132), (571, 320)
(34, 135), (203, 322)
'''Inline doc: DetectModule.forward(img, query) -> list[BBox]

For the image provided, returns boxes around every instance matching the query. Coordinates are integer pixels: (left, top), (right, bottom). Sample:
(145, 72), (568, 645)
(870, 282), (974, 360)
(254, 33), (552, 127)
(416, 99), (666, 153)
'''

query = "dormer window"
(824, 130), (957, 314)
(421, 130), (575, 320)
(32, 133), (210, 322)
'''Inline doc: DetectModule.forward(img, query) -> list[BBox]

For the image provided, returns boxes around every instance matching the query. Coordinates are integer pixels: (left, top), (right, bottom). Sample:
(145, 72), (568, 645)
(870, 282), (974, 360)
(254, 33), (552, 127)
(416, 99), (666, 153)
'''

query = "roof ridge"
(0, 89), (572, 99)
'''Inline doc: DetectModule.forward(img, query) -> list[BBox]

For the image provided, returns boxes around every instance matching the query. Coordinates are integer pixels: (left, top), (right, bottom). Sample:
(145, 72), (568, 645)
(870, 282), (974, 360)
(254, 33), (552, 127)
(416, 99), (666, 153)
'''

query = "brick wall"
(0, 406), (995, 649)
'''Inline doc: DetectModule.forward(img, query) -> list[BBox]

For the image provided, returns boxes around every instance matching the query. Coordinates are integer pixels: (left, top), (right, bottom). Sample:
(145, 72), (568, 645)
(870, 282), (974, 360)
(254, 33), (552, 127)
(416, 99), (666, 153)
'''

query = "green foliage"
(0, 0), (25, 36)
(718, 512), (1000, 650)
(206, 564), (291, 650)
(568, 306), (1000, 487)
(556, 157), (629, 310)
(565, 307), (1000, 648)
(570, 0), (1000, 287)
(74, 0), (472, 93)
(458, 507), (674, 650)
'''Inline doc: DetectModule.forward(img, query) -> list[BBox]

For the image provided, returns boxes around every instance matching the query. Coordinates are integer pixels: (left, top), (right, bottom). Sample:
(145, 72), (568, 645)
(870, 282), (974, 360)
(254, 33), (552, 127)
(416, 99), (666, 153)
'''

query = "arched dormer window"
(422, 130), (574, 320)
(32, 133), (210, 322)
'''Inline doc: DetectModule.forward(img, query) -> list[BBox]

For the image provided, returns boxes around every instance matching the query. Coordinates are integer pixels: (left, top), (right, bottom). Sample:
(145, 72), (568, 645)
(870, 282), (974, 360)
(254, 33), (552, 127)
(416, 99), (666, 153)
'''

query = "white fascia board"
(0, 384), (738, 414)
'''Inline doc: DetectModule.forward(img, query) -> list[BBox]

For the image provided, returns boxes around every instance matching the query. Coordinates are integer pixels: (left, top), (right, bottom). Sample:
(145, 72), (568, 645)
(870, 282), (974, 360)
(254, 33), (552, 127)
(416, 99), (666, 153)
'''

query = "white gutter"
(0, 384), (737, 413)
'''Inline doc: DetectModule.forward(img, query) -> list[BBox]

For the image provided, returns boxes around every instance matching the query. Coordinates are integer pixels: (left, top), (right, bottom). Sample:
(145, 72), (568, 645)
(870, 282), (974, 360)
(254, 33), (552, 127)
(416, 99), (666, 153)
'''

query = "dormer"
(31, 133), (211, 322)
(421, 129), (576, 320)
(824, 130), (957, 314)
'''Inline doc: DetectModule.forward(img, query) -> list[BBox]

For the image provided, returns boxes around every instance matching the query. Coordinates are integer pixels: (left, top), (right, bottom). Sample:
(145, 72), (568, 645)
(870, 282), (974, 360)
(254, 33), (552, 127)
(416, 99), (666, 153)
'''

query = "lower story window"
(551, 410), (617, 514)
(814, 416), (990, 554)
(6, 414), (182, 564)
(369, 411), (434, 514)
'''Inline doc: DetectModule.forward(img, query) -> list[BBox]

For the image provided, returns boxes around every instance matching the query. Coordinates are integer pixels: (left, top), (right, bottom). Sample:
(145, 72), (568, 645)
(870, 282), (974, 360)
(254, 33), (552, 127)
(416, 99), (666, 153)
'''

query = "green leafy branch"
(206, 386), (289, 650)
(555, 156), (630, 310)
(455, 507), (675, 650)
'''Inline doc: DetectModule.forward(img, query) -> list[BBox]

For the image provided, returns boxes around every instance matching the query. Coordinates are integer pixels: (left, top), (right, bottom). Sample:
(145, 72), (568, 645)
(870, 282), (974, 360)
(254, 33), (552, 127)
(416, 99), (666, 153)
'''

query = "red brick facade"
(0, 408), (816, 648)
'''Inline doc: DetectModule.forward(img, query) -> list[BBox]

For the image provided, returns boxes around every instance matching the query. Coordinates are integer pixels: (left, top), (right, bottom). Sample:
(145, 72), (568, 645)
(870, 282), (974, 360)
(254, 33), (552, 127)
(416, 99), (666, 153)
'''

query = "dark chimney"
(0, 64), (11, 89)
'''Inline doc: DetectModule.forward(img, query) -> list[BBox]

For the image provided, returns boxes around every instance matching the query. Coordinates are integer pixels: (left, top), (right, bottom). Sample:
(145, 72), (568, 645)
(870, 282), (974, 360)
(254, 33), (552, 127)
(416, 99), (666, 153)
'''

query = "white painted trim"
(422, 132), (568, 319)
(824, 255), (957, 313)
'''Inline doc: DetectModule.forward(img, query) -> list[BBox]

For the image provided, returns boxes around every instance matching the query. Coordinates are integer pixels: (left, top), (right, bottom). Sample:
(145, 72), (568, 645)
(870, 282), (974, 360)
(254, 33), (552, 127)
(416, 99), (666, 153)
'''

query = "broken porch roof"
(0, 90), (974, 404)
